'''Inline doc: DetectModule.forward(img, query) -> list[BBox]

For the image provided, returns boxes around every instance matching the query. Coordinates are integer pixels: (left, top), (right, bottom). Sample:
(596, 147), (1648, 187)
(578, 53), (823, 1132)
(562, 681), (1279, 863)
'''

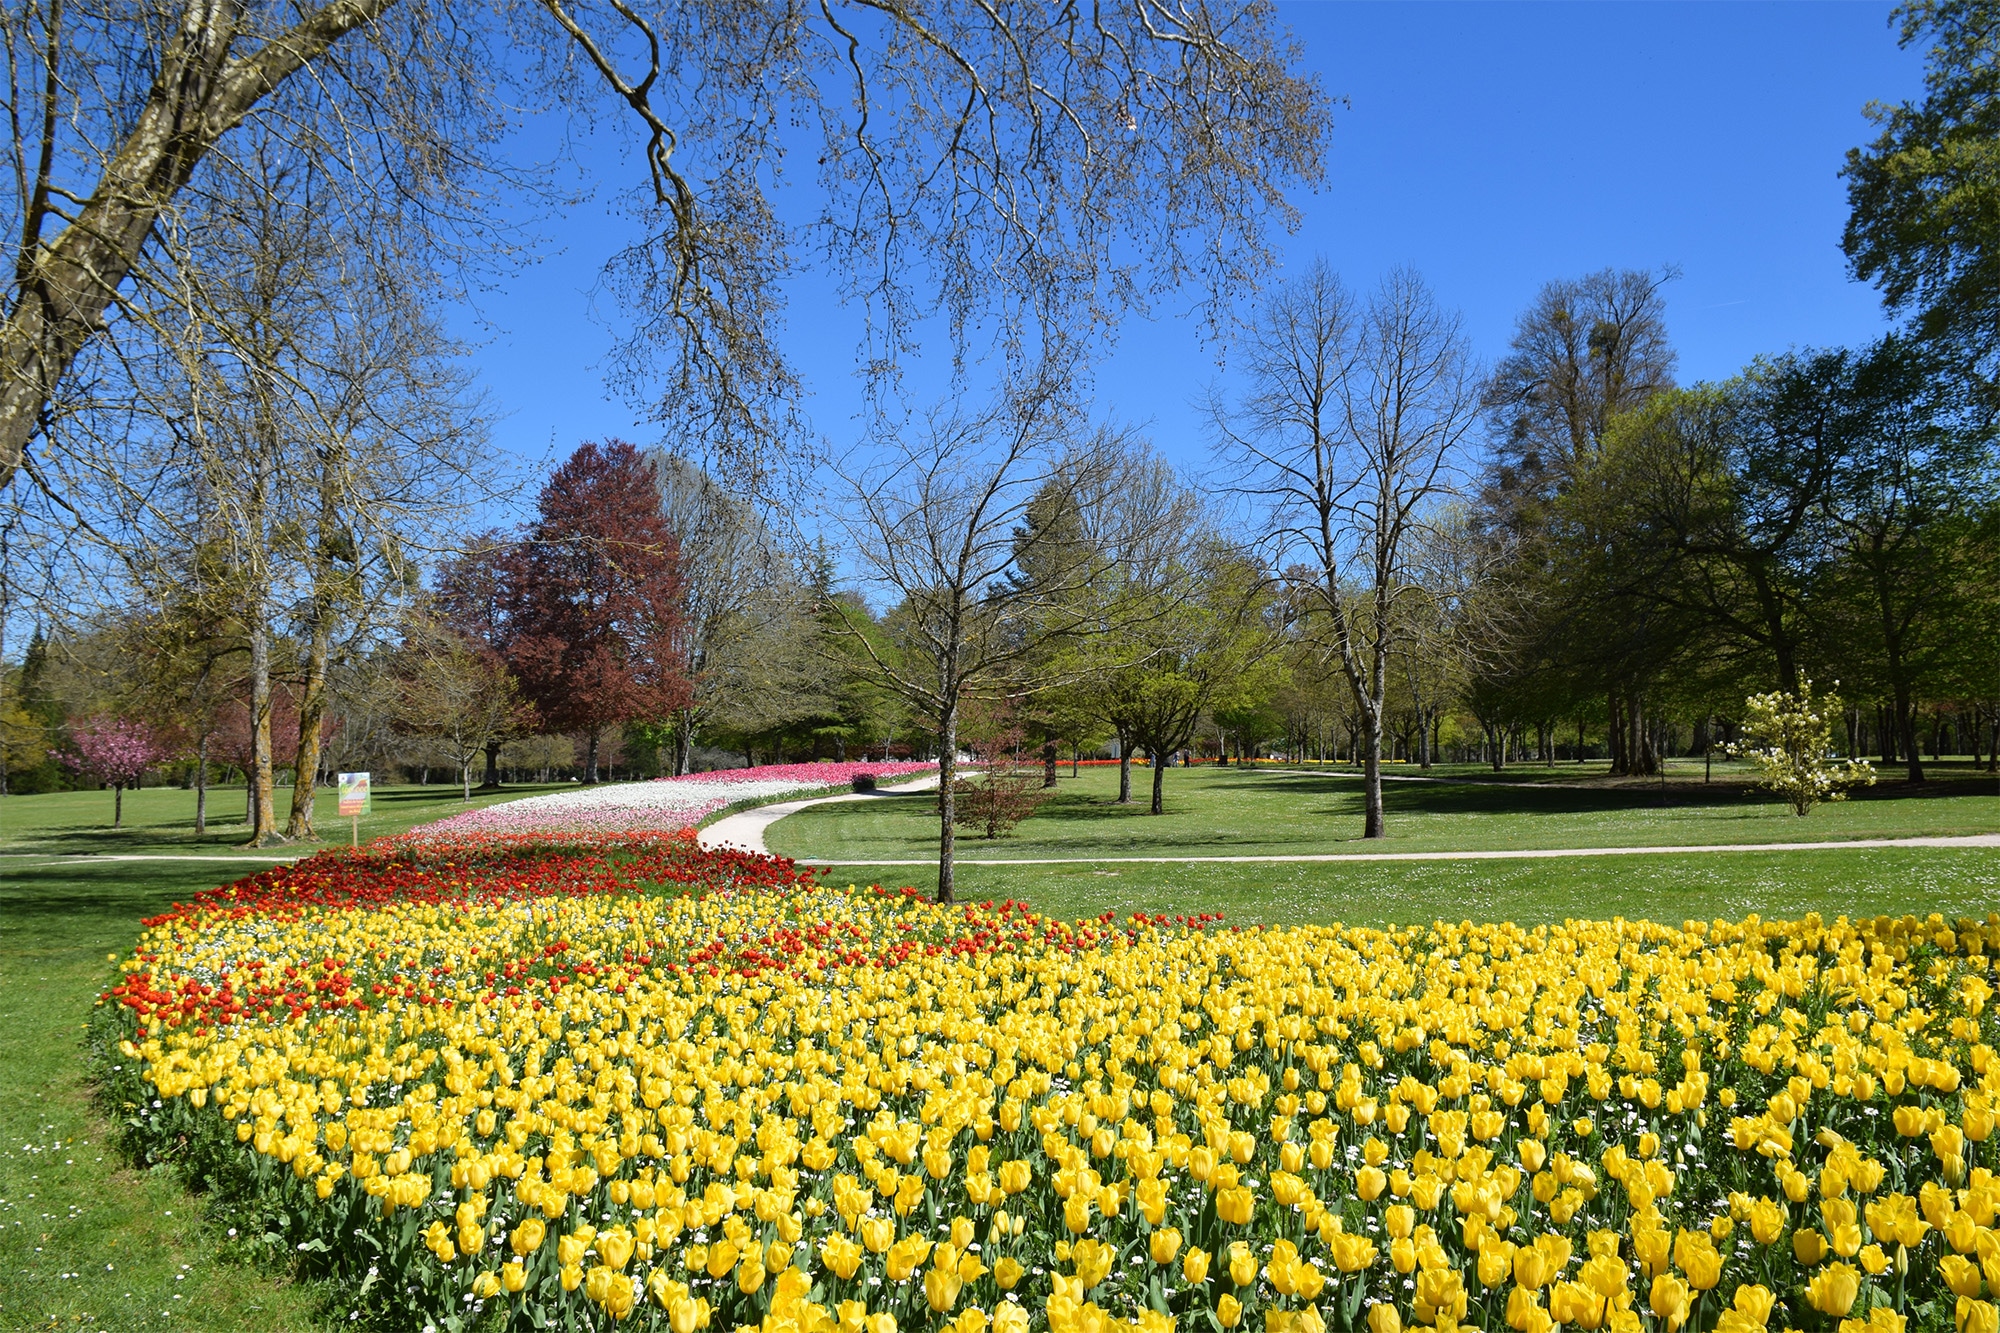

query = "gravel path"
(718, 785), (2000, 866)
(697, 774), (941, 855)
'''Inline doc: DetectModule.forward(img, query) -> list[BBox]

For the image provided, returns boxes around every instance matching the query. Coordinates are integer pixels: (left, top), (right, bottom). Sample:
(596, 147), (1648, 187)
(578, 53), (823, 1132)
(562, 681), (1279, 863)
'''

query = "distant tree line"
(6, 0), (2000, 891)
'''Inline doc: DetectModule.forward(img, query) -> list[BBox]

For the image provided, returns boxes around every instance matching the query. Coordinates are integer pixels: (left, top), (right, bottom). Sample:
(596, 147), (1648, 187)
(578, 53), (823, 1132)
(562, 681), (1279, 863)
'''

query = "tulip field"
(401, 763), (936, 847)
(89, 828), (2000, 1333)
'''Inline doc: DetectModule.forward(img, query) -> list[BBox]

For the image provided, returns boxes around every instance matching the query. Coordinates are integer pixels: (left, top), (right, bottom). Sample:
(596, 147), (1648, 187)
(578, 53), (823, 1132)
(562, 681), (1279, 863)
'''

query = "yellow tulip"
(924, 1266), (963, 1312)
(821, 1234), (864, 1280)
(1150, 1229), (1183, 1264)
(1513, 1243), (1550, 1291)
(1649, 1274), (1691, 1331)
(1368, 1305), (1403, 1333)
(1807, 1263), (1861, 1317)
(1184, 1247), (1211, 1286)
(1674, 1232), (1722, 1291)
(1217, 1294), (1243, 1329)
(1795, 1230), (1828, 1265)
(705, 1239), (739, 1280)
(1943, 1256), (1986, 1299)
(1959, 1299), (2000, 1333)
(1479, 1243), (1517, 1290)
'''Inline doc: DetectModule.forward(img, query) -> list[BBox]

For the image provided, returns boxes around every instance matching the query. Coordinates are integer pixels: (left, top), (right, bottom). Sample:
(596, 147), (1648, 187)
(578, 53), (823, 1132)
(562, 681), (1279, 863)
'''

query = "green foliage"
(1730, 681), (1877, 816)
(1843, 0), (2000, 360)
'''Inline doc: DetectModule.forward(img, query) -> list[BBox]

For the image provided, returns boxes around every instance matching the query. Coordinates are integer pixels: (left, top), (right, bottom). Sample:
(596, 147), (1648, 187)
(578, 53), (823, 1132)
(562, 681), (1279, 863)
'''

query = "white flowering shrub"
(1731, 680), (1876, 816)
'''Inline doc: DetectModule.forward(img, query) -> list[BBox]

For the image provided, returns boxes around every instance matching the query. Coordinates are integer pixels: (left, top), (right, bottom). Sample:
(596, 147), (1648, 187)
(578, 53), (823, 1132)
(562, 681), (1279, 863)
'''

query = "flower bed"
(402, 763), (935, 845)
(97, 856), (2000, 1333)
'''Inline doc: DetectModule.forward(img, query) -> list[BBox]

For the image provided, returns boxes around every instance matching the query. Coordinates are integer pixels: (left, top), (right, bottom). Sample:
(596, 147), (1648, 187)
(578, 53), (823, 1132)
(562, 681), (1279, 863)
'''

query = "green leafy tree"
(1844, 0), (2000, 369)
(1097, 542), (1278, 815)
(1807, 339), (1997, 781)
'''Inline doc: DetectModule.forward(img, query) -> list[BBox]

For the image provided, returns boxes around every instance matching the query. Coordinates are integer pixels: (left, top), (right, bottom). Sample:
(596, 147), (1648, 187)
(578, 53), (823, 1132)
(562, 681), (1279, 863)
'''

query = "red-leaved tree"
(54, 717), (169, 829)
(504, 442), (689, 782)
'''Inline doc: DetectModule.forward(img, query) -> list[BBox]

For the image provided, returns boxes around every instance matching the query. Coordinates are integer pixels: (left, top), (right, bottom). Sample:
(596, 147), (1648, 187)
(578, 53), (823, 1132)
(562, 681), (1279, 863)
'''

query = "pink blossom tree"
(54, 717), (169, 829)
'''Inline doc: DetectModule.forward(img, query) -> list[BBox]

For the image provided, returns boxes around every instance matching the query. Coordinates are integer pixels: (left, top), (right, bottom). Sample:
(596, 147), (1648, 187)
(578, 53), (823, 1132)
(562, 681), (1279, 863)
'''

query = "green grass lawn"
(0, 777), (576, 858)
(772, 760), (2000, 927)
(0, 780), (567, 1332)
(812, 845), (2000, 928)
(768, 758), (2000, 862)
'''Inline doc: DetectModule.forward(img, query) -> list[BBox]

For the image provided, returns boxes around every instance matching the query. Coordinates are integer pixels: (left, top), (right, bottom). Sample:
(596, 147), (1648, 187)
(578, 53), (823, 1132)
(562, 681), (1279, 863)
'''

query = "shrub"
(951, 732), (1049, 838)
(1732, 679), (1875, 815)
(851, 773), (877, 793)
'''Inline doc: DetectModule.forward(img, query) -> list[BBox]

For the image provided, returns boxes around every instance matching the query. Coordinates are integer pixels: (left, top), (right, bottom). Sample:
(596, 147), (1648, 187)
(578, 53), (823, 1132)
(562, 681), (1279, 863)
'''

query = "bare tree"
(829, 385), (1189, 902)
(1481, 267), (1677, 532)
(0, 1), (1327, 501)
(11, 119), (494, 843)
(648, 451), (816, 774)
(1216, 263), (1479, 838)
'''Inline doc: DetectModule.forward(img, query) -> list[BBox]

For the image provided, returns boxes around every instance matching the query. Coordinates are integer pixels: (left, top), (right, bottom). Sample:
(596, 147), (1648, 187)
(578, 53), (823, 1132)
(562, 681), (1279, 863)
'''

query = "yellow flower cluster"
(105, 877), (2000, 1333)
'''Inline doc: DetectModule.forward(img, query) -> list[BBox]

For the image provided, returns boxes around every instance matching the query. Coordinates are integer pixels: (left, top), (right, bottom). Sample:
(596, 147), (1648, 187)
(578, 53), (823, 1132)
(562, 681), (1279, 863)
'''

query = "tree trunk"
(1362, 710), (1385, 839)
(194, 734), (208, 836)
(1149, 746), (1168, 815)
(585, 729), (601, 783)
(244, 613), (280, 845)
(1625, 694), (1658, 776)
(1042, 742), (1058, 788)
(483, 740), (503, 788)
(1116, 734), (1133, 804)
(936, 700), (958, 904)
(463, 758), (473, 801)
(284, 613), (335, 840)
(1896, 686), (1924, 783)
(1071, 744), (1081, 778)
(113, 783), (124, 829)
(675, 712), (696, 776)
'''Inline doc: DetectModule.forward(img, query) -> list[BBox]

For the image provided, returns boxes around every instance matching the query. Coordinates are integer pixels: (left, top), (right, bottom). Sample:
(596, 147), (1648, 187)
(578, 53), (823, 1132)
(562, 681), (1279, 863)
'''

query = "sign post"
(337, 772), (372, 848)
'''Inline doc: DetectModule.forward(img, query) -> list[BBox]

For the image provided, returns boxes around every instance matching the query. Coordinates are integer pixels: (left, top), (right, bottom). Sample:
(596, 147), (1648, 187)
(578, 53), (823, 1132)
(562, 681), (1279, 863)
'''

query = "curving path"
(697, 774), (941, 856)
(728, 805), (2000, 867)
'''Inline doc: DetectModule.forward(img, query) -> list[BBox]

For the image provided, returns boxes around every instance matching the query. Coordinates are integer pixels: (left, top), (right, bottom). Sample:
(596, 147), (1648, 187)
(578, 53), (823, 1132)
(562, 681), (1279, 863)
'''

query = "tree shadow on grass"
(1, 863), (244, 937)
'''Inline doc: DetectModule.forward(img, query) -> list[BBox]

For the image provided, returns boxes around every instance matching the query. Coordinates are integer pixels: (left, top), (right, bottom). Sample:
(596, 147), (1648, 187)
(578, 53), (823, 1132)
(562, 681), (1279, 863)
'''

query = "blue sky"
(461, 1), (1926, 495)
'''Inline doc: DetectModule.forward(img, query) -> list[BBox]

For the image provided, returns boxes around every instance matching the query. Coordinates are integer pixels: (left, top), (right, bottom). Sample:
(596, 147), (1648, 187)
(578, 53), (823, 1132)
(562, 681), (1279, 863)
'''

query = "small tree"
(952, 729), (1052, 840)
(398, 634), (538, 802)
(54, 717), (168, 828)
(1731, 681), (1876, 816)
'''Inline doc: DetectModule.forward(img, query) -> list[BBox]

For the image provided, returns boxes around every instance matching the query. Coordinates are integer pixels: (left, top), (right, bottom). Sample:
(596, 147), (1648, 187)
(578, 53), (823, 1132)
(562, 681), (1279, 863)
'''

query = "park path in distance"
(701, 781), (2000, 864)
